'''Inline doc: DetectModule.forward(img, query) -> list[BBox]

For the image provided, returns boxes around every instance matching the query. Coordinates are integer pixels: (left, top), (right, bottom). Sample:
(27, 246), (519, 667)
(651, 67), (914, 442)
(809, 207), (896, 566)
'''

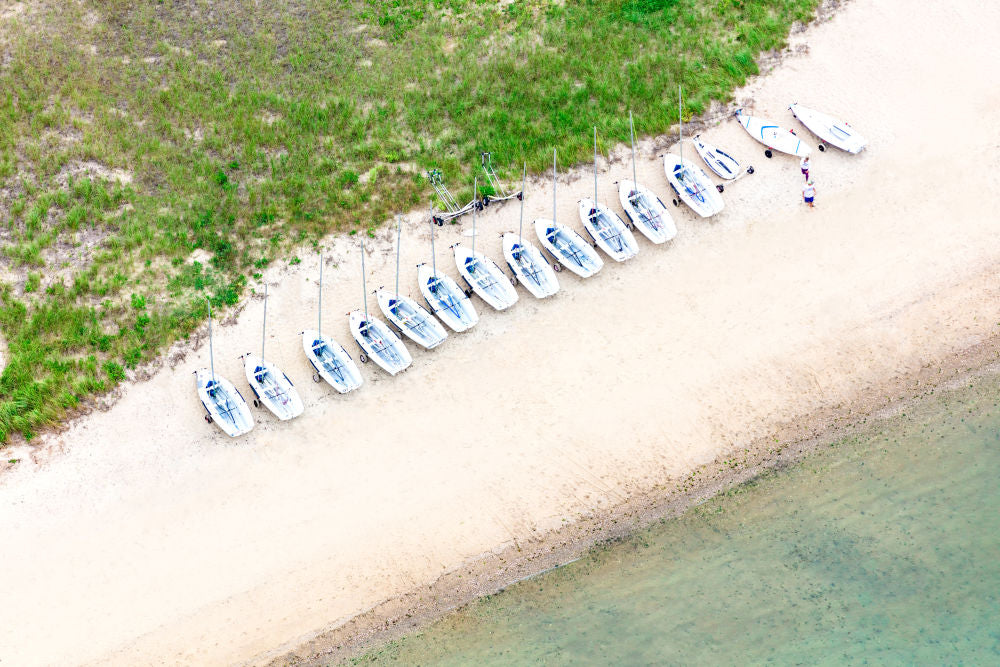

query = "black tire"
(716, 184), (724, 193)
(764, 149), (773, 158)
(465, 289), (473, 297)
(359, 353), (369, 363)
(312, 373), (321, 383)
(205, 414), (213, 424)
(552, 263), (562, 273)
(747, 166), (755, 175)
(672, 199), (679, 207)
(253, 398), (261, 408)
(516, 192), (523, 201)
(818, 143), (826, 152)
(510, 274), (518, 286)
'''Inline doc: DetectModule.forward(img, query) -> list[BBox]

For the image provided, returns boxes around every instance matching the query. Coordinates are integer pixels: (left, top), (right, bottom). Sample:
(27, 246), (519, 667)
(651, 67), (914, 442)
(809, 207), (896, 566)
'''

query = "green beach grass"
(0, 0), (820, 442)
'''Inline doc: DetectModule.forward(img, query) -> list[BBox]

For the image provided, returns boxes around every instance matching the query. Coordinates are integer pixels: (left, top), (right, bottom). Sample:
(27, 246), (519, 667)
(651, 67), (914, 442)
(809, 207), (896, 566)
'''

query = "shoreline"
(1, 0), (999, 664)
(270, 329), (1000, 665)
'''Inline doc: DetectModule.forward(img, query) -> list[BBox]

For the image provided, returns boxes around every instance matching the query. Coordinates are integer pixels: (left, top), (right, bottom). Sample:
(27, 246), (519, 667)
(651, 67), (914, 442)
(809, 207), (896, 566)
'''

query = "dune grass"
(0, 0), (820, 442)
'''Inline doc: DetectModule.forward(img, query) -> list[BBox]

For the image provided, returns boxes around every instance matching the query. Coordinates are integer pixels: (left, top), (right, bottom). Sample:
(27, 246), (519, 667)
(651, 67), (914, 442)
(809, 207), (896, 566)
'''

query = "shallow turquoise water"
(359, 375), (1000, 665)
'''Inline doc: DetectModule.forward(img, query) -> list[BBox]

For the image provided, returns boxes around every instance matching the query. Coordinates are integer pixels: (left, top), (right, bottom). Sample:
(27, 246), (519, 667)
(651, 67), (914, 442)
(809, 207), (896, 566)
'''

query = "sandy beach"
(2, 0), (999, 664)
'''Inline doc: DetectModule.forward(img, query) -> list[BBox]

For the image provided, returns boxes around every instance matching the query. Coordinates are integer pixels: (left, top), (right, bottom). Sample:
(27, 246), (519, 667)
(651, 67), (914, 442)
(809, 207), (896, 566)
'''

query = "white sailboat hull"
(533, 218), (603, 278)
(735, 109), (812, 157)
(617, 180), (677, 244)
(501, 233), (560, 298)
(662, 154), (725, 218)
(349, 311), (412, 375)
(195, 369), (255, 437)
(242, 354), (304, 420)
(578, 199), (639, 261)
(416, 264), (479, 332)
(301, 330), (363, 393)
(453, 245), (519, 311)
(376, 289), (448, 350)
(789, 103), (867, 154)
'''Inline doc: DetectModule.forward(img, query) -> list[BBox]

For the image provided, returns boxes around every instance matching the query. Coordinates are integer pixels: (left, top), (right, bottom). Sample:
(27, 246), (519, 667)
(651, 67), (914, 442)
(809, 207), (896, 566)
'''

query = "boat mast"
(630, 110), (637, 195)
(317, 252), (323, 337)
(518, 162), (526, 248)
(429, 204), (437, 278)
(593, 126), (598, 206)
(360, 240), (369, 326)
(553, 148), (557, 224)
(207, 298), (215, 384)
(394, 215), (402, 299)
(678, 85), (683, 167)
(260, 283), (268, 363)
(472, 176), (477, 258)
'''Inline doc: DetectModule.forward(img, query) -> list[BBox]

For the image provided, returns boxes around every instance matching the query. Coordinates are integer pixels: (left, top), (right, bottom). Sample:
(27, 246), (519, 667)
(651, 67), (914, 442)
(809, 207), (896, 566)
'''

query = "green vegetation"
(0, 0), (819, 442)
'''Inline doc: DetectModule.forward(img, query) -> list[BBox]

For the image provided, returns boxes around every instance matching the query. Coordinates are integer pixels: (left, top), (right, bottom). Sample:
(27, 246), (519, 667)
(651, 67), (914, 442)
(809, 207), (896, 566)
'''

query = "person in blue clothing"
(802, 179), (816, 208)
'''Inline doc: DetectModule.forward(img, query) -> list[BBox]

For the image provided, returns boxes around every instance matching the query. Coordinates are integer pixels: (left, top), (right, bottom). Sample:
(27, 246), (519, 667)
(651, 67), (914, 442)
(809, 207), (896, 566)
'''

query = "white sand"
(2, 0), (999, 664)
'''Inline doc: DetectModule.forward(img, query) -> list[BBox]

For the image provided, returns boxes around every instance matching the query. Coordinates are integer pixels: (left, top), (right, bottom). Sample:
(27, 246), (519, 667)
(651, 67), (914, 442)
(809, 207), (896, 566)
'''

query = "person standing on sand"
(800, 155), (810, 181)
(802, 179), (816, 208)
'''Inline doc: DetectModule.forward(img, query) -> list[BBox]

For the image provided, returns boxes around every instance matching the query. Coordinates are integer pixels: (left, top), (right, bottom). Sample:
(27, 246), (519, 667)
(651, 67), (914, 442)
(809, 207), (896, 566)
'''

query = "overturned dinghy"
(663, 154), (725, 218)
(196, 369), (254, 437)
(789, 102), (867, 154)
(502, 233), (559, 298)
(376, 288), (447, 350)
(349, 310), (412, 375)
(195, 300), (253, 437)
(617, 180), (677, 244)
(735, 108), (811, 158)
(242, 354), (304, 420)
(301, 330), (363, 393)
(692, 134), (746, 181)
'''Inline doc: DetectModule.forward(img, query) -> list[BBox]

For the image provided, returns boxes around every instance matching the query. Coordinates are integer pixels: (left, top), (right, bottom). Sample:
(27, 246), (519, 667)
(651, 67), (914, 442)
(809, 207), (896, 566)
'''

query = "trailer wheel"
(359, 353), (369, 363)
(672, 199), (679, 207)
(510, 274), (518, 286)
(764, 149), (773, 158)
(516, 192), (523, 201)
(312, 373), (321, 383)
(716, 184), (725, 193)
(552, 263), (563, 273)
(205, 414), (213, 424)
(747, 166), (755, 175)
(253, 398), (261, 408)
(818, 143), (826, 152)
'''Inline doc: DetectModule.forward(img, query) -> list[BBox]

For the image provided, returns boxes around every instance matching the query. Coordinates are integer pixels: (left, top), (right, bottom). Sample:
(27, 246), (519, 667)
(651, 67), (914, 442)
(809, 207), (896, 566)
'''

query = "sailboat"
(241, 284), (304, 420)
(579, 127), (639, 261)
(617, 111), (677, 244)
(417, 205), (479, 332)
(376, 216), (448, 349)
(301, 253), (364, 393)
(664, 86), (725, 218)
(501, 163), (559, 299)
(194, 299), (254, 436)
(453, 177), (519, 311)
(349, 239), (412, 376)
(534, 148), (604, 278)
